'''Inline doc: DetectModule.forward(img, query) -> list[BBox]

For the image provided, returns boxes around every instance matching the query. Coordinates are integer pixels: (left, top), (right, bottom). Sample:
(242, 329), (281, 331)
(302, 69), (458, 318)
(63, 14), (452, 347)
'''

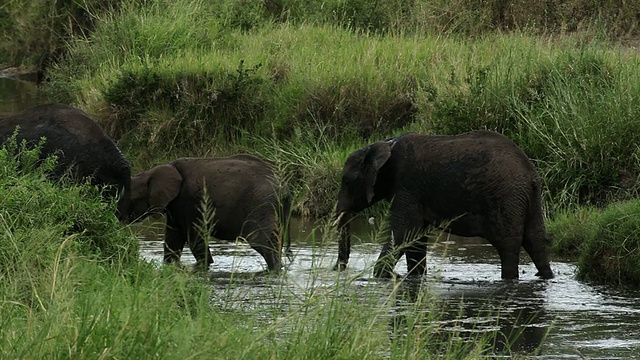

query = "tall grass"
(548, 199), (640, 285)
(45, 4), (640, 216)
(0, 0), (118, 68)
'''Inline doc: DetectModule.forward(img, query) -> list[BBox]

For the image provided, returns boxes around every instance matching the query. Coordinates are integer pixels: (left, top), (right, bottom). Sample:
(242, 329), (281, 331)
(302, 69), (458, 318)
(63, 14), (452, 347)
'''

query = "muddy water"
(137, 217), (640, 359)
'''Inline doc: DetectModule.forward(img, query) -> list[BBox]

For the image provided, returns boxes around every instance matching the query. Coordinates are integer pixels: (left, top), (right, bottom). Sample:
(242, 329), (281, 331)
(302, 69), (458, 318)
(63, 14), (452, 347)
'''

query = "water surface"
(0, 76), (42, 112)
(138, 217), (640, 359)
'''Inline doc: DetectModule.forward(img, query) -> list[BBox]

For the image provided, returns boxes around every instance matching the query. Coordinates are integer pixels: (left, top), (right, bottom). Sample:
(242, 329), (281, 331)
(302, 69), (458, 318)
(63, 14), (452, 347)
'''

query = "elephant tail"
(526, 177), (551, 245)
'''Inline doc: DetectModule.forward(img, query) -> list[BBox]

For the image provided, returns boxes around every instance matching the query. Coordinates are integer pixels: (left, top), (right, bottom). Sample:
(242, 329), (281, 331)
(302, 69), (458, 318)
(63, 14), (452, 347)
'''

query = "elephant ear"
(364, 142), (392, 203)
(148, 164), (183, 211)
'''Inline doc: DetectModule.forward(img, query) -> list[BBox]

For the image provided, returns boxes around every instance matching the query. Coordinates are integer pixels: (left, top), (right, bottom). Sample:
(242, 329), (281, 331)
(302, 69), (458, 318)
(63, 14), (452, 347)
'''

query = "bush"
(547, 199), (640, 285)
(42, 1), (640, 217)
(0, 133), (138, 291)
(0, 0), (119, 68)
(578, 200), (640, 285)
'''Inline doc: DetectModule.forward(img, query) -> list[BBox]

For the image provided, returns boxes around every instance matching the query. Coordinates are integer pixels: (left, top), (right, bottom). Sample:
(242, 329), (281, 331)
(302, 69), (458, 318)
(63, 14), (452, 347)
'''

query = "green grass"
(4, 0), (638, 69)
(44, 5), (640, 217)
(548, 200), (640, 285)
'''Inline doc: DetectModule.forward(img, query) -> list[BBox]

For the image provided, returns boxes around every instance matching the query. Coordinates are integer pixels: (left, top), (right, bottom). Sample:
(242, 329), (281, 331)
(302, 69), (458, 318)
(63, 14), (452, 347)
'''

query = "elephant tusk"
(332, 212), (346, 227)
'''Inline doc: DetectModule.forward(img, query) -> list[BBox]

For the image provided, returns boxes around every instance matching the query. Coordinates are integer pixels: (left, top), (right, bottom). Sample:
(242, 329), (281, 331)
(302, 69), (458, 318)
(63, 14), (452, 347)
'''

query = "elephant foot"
(333, 261), (347, 271)
(192, 259), (212, 273)
(373, 264), (396, 279)
(535, 268), (554, 279)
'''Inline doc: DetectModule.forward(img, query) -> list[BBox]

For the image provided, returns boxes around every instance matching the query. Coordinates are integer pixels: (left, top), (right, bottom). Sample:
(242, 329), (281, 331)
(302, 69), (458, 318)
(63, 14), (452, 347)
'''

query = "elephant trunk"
(333, 211), (353, 271)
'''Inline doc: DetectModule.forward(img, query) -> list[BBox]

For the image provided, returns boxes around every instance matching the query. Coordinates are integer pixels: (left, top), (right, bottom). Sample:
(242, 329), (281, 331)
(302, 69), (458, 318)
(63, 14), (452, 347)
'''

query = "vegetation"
(3, 0), (639, 69)
(549, 199), (640, 286)
(37, 0), (640, 218)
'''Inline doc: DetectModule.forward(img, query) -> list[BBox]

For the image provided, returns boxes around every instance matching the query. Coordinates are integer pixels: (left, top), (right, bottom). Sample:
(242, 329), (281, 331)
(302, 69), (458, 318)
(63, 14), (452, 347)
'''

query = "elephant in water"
(0, 103), (132, 219)
(333, 130), (553, 280)
(123, 155), (292, 271)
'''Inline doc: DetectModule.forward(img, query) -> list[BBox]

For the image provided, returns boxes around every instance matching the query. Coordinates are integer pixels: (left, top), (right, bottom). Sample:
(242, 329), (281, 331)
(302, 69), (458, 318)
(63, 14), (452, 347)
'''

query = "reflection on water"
(137, 217), (640, 359)
(0, 77), (43, 113)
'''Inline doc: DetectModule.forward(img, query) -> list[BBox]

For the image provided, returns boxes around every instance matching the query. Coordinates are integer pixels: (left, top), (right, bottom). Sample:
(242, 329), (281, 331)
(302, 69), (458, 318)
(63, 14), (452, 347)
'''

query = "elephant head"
(126, 164), (183, 222)
(333, 141), (392, 269)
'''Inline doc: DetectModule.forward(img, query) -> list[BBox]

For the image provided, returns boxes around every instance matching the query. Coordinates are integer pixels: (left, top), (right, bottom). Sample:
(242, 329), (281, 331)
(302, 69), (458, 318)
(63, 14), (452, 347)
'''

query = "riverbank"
(40, 1), (640, 219)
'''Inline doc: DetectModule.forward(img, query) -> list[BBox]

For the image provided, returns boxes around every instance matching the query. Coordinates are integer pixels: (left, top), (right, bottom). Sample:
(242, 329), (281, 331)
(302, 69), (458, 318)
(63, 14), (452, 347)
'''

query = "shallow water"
(138, 217), (640, 359)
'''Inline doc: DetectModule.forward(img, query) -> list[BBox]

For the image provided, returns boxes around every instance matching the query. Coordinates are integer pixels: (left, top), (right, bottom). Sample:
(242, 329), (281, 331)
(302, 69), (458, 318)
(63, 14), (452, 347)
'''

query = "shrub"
(0, 133), (138, 281)
(547, 199), (640, 285)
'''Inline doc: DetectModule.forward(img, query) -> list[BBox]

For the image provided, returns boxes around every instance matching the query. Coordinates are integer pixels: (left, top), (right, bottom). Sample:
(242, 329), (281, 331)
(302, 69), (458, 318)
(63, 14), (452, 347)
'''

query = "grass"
(44, 8), (640, 217)
(3, 0), (639, 69)
(548, 199), (640, 285)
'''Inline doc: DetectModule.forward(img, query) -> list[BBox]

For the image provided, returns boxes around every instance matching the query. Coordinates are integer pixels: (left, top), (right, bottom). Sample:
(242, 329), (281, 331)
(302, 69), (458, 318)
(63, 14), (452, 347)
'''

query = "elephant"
(123, 155), (292, 271)
(333, 130), (554, 280)
(0, 103), (131, 219)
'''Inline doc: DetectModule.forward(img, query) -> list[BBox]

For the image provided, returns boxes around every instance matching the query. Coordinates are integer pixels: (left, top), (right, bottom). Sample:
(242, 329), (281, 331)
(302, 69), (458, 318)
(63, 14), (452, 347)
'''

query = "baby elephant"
(125, 155), (291, 271)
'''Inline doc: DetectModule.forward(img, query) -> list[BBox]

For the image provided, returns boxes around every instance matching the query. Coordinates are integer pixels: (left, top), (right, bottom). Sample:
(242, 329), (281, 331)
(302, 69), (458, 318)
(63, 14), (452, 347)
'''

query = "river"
(2, 76), (640, 359)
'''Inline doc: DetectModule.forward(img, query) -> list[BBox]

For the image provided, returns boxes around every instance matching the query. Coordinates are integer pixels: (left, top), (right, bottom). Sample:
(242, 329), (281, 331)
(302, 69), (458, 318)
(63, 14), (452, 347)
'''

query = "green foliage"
(0, 0), (118, 67)
(47, 11), (640, 216)
(578, 200), (640, 285)
(547, 200), (640, 285)
(0, 133), (137, 277)
(547, 206), (599, 257)
(104, 60), (268, 155)
(4, 0), (640, 70)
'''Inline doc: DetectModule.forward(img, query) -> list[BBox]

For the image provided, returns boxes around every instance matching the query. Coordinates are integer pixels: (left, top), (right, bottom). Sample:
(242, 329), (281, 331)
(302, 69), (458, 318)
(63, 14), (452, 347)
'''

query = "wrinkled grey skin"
(124, 155), (292, 271)
(0, 103), (132, 219)
(334, 130), (553, 280)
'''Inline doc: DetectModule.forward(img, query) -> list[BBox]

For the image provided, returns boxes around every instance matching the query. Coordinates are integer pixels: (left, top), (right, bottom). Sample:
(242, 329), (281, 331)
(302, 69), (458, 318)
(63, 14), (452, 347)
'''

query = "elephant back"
(0, 103), (132, 195)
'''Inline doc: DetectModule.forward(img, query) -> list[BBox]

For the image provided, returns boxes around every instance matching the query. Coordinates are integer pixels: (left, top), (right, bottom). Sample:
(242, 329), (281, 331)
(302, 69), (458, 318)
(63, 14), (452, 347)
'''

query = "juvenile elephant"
(0, 103), (131, 218)
(333, 130), (553, 280)
(124, 155), (292, 271)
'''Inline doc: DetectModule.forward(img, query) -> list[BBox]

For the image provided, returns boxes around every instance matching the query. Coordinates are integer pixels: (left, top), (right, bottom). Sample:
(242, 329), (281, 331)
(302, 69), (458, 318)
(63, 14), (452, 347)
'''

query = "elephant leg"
(187, 233), (213, 269)
(497, 245), (521, 280)
(373, 237), (402, 278)
(486, 226), (523, 280)
(253, 242), (282, 272)
(245, 222), (282, 272)
(163, 222), (186, 264)
(482, 207), (527, 280)
(405, 235), (428, 277)
(373, 197), (423, 278)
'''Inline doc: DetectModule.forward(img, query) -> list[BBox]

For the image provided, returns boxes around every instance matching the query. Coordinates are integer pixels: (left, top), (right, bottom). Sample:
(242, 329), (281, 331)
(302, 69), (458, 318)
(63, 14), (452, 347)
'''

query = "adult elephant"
(124, 155), (292, 271)
(333, 130), (553, 280)
(0, 103), (131, 219)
